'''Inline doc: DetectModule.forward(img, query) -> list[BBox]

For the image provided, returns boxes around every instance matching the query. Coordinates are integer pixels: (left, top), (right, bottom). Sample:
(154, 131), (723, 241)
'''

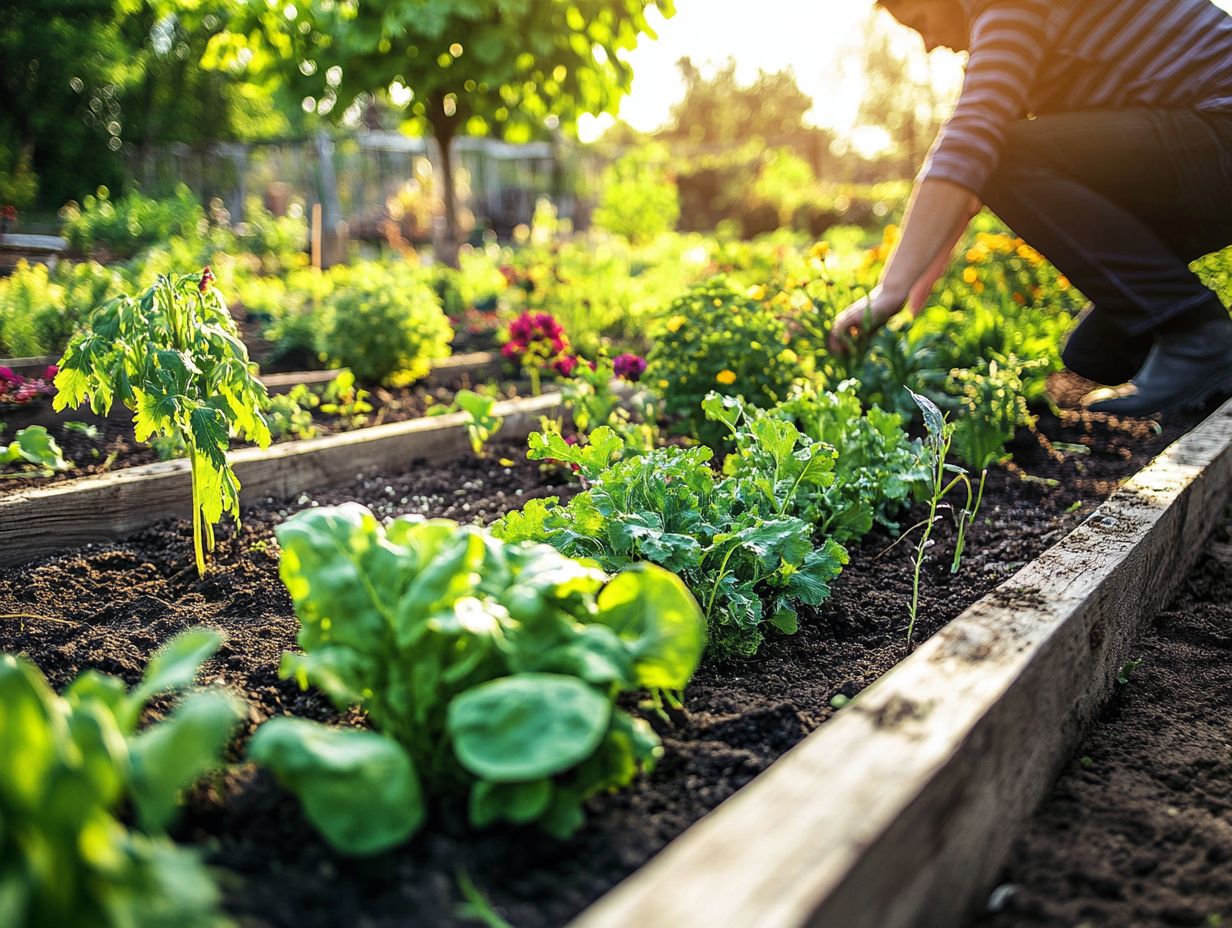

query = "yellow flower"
(973, 281), (986, 294)
(1057, 275), (1071, 291)
(962, 267), (979, 285)
(713, 298), (723, 308)
(779, 348), (798, 364)
(716, 369), (737, 386)
(666, 314), (687, 333)
(658, 379), (669, 389)
(746, 284), (767, 301)
(966, 247), (986, 263)
(809, 241), (831, 260)
(883, 224), (900, 246)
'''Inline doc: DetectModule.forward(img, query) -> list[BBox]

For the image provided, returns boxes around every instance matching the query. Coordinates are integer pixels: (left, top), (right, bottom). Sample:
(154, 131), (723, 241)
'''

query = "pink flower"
(552, 355), (579, 377)
(43, 365), (58, 380)
(613, 353), (647, 383)
(502, 312), (571, 367)
(199, 266), (215, 293)
(0, 367), (18, 385)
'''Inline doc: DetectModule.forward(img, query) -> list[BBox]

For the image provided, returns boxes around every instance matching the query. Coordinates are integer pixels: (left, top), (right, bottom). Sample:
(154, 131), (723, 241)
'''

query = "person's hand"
(828, 285), (907, 354)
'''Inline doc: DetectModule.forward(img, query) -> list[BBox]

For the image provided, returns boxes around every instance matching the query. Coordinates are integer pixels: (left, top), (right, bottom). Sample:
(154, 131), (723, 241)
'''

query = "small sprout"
(829, 693), (851, 710)
(63, 421), (101, 440)
(1117, 657), (1144, 686)
(1079, 755), (1095, 769)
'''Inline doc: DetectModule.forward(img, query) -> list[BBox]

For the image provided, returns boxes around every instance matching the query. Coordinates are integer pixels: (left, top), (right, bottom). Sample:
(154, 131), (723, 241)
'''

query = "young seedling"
(455, 388), (504, 457)
(54, 268), (271, 575)
(905, 390), (976, 645)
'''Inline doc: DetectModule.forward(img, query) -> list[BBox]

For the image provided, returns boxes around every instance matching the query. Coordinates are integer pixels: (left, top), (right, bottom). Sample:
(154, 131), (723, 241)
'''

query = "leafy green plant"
(320, 264), (452, 385)
(740, 384), (928, 543)
(493, 425), (848, 658)
(455, 389), (503, 457)
(266, 383), (320, 441)
(0, 628), (242, 927)
(592, 143), (680, 244)
(0, 425), (71, 477)
(60, 185), (206, 259)
(317, 368), (372, 428)
(53, 269), (271, 575)
(251, 505), (705, 853)
(646, 277), (803, 446)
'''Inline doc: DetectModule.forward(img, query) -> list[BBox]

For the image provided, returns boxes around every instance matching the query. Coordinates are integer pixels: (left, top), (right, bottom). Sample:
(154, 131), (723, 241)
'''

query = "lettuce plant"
(493, 424), (848, 658)
(53, 269), (271, 575)
(768, 383), (929, 543)
(0, 628), (242, 927)
(251, 505), (705, 853)
(0, 425), (70, 476)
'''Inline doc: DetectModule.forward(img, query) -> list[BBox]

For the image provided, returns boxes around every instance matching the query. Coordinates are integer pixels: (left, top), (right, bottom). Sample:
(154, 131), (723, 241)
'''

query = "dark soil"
(973, 517), (1232, 928)
(0, 390), (1212, 928)
(0, 375), (522, 495)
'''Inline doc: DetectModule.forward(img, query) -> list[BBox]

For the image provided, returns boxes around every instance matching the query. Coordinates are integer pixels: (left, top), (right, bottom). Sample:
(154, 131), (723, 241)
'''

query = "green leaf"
(248, 718), (424, 855)
(467, 778), (553, 828)
(447, 674), (610, 782)
(2, 426), (70, 473)
(133, 386), (180, 443)
(128, 628), (223, 726)
(128, 690), (243, 832)
(596, 564), (706, 691)
(909, 389), (946, 448)
(0, 656), (60, 809)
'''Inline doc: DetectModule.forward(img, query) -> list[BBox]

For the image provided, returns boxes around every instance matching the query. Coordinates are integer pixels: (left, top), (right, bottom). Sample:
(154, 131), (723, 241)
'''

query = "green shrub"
(646, 277), (804, 445)
(60, 185), (205, 258)
(319, 263), (452, 384)
(0, 260), (54, 357)
(593, 144), (680, 244)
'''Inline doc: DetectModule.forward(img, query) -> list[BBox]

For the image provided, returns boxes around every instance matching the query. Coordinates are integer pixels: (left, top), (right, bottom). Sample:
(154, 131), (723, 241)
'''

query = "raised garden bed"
(972, 516), (1232, 928)
(0, 352), (518, 492)
(3, 394), (1226, 928)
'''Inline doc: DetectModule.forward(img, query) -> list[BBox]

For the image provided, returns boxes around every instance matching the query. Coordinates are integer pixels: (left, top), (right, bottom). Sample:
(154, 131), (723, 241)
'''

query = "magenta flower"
(0, 367), (18, 385)
(613, 353), (647, 383)
(199, 266), (215, 293)
(552, 355), (579, 377)
(502, 312), (570, 365)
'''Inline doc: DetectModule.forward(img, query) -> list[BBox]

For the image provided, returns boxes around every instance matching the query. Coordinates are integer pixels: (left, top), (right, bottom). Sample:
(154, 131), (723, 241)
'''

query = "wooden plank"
(571, 397), (1232, 928)
(0, 392), (563, 569)
(2, 353), (503, 424)
(0, 234), (66, 254)
(0, 356), (58, 378)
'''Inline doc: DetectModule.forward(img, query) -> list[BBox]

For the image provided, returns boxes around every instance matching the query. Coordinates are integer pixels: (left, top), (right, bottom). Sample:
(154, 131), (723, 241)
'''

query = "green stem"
(189, 451), (206, 577)
(704, 545), (739, 621)
(950, 469), (986, 574)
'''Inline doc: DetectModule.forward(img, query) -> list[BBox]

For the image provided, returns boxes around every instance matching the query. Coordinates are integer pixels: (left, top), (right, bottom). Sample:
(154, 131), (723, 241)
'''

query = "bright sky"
(589, 0), (964, 143)
(590, 0), (1232, 144)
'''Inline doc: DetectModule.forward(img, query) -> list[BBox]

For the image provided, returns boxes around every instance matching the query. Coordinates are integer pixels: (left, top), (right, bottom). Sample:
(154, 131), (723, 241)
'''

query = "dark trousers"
(980, 109), (1232, 385)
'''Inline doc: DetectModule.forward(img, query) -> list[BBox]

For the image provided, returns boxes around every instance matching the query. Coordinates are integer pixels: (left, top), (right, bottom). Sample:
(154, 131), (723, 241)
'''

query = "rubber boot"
(1083, 309), (1232, 417)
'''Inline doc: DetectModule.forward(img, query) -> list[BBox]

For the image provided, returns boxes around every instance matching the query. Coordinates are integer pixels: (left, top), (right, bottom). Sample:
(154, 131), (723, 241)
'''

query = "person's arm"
(829, 179), (979, 353)
(828, 0), (1051, 354)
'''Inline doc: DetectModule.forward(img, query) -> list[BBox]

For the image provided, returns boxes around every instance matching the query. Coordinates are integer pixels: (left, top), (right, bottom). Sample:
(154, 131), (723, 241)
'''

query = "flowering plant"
(501, 311), (571, 395)
(612, 353), (647, 382)
(0, 366), (57, 407)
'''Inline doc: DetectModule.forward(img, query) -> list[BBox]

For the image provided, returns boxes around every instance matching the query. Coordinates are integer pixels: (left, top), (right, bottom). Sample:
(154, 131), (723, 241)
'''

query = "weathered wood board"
(571, 397), (1232, 928)
(0, 391), (562, 569)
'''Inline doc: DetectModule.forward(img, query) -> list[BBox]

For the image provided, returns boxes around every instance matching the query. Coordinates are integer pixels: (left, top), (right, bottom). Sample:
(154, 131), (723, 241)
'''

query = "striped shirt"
(923, 0), (1232, 194)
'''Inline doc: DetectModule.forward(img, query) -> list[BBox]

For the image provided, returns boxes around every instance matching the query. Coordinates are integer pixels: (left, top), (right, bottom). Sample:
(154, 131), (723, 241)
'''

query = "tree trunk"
(431, 115), (461, 269)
